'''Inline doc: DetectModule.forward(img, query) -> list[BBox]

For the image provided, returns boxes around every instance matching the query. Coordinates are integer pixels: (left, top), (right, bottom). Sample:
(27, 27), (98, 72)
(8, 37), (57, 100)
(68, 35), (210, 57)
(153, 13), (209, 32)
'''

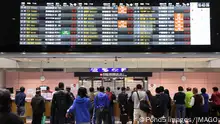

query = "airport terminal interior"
(1, 0), (220, 123)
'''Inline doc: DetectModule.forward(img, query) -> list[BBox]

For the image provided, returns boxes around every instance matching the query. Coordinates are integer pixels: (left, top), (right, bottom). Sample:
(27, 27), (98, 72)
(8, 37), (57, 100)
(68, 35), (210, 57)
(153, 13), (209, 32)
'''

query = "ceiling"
(11, 58), (217, 62)
(1, 52), (220, 58)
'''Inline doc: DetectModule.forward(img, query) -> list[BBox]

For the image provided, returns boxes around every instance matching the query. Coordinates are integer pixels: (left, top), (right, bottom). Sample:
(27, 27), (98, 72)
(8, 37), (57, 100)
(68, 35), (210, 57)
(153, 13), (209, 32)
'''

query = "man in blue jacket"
(15, 87), (26, 116)
(94, 86), (110, 124)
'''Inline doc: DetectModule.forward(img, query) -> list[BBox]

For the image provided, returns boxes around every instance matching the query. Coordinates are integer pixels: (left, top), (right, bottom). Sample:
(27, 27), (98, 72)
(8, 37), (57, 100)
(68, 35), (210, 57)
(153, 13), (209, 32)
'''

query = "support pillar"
(0, 71), (6, 88)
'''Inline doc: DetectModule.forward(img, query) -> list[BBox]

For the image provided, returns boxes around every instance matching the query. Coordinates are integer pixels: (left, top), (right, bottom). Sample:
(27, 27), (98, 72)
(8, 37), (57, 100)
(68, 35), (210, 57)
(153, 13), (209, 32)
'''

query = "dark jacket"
(0, 112), (24, 124)
(15, 92), (26, 107)
(51, 90), (72, 124)
(118, 92), (128, 114)
(192, 94), (203, 116)
(174, 92), (185, 104)
(31, 94), (45, 115)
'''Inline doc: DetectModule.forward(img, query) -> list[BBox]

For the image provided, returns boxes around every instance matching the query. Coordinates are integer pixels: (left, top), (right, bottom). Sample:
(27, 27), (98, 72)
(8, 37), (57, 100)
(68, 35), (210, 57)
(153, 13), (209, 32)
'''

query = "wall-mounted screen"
(20, 2), (210, 46)
(2, 0), (219, 52)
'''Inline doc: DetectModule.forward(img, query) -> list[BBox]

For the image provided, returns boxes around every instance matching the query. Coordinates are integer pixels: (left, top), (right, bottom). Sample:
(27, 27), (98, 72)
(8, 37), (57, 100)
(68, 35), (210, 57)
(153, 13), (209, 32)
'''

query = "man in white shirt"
(132, 84), (149, 124)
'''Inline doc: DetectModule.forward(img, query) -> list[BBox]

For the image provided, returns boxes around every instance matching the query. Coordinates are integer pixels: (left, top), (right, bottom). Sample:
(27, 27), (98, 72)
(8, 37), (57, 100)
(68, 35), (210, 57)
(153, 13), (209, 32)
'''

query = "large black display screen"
(1, 0), (219, 52)
(20, 2), (211, 46)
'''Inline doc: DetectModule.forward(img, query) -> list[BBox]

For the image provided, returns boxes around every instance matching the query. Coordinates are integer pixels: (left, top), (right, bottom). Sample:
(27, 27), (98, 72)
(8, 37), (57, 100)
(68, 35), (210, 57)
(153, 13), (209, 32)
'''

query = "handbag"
(136, 91), (151, 113)
(41, 114), (46, 124)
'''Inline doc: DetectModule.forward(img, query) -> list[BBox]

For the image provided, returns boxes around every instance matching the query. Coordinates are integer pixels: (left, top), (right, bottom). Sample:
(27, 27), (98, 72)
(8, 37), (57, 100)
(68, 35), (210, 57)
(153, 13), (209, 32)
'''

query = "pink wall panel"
(148, 72), (220, 97)
(5, 72), (220, 97)
(6, 72), (78, 92)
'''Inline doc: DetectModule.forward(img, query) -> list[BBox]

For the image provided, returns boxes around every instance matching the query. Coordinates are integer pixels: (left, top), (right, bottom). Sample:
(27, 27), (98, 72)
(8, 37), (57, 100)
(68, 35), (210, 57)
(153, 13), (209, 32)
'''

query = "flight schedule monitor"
(20, 2), (211, 46)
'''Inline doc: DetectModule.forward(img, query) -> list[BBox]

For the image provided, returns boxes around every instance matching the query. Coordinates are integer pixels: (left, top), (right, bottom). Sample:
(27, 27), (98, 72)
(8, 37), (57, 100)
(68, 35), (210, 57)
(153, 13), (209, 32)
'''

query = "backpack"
(118, 93), (128, 114)
(106, 92), (113, 101)
(152, 94), (164, 118)
(136, 92), (151, 113)
(106, 92), (116, 105)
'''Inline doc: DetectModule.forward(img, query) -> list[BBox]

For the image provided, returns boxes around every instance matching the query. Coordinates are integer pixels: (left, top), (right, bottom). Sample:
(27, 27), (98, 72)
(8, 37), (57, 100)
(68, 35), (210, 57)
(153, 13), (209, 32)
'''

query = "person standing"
(128, 88), (136, 124)
(94, 86), (110, 124)
(150, 87), (166, 124)
(31, 87), (45, 124)
(66, 86), (75, 124)
(132, 84), (150, 124)
(200, 88), (209, 121)
(106, 87), (116, 124)
(173, 86), (186, 123)
(118, 87), (129, 124)
(159, 86), (169, 124)
(185, 87), (194, 119)
(190, 88), (204, 124)
(51, 82), (72, 124)
(0, 89), (24, 124)
(15, 86), (26, 116)
(210, 87), (220, 118)
(164, 89), (171, 117)
(46, 86), (53, 93)
(66, 87), (91, 124)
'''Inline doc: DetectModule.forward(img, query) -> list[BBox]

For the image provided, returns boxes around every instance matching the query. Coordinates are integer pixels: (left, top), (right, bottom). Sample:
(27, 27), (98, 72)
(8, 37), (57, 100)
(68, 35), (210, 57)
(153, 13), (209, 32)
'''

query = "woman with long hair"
(66, 87), (91, 124)
(164, 89), (172, 118)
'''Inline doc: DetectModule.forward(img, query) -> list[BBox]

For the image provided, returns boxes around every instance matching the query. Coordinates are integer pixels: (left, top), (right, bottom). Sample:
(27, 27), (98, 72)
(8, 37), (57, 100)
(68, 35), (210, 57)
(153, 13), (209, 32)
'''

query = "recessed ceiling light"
(0, 52), (4, 54)
(21, 52), (26, 55)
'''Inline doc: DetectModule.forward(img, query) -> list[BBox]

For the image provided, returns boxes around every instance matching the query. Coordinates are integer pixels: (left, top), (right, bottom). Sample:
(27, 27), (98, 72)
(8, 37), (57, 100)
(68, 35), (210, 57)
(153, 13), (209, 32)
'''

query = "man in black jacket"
(118, 87), (128, 124)
(0, 89), (24, 124)
(51, 82), (72, 124)
(31, 87), (45, 124)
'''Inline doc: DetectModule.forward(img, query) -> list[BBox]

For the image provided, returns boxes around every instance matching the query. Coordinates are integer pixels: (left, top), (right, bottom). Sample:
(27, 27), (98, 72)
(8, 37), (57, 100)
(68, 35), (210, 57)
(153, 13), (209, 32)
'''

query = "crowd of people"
(0, 82), (220, 124)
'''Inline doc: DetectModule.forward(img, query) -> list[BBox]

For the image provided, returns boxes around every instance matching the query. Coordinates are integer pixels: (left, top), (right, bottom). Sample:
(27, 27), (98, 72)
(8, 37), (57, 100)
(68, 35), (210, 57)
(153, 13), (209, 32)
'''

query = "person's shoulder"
(8, 113), (24, 124)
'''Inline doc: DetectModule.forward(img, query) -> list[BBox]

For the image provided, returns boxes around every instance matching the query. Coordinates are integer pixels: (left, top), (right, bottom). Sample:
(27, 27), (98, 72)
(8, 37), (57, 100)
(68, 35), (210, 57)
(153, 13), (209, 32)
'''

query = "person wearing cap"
(31, 87), (45, 124)
(0, 89), (24, 124)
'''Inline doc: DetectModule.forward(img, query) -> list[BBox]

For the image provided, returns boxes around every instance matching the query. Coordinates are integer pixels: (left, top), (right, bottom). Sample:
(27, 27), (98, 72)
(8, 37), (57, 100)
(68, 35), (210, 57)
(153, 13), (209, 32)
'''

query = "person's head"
(117, 87), (120, 90)
(178, 86), (184, 92)
(133, 88), (136, 92)
(156, 87), (160, 94)
(201, 88), (206, 94)
(121, 87), (126, 92)
(89, 87), (94, 93)
(146, 90), (152, 97)
(58, 82), (64, 90)
(20, 86), (25, 92)
(213, 87), (218, 92)
(55, 87), (59, 91)
(159, 86), (164, 93)
(136, 84), (142, 90)
(77, 87), (87, 98)
(46, 86), (50, 91)
(66, 86), (71, 92)
(186, 87), (192, 92)
(36, 87), (41, 95)
(164, 89), (170, 95)
(193, 88), (198, 94)
(126, 87), (130, 91)
(99, 86), (105, 92)
(0, 89), (11, 113)
(106, 87), (111, 92)
(97, 87), (100, 91)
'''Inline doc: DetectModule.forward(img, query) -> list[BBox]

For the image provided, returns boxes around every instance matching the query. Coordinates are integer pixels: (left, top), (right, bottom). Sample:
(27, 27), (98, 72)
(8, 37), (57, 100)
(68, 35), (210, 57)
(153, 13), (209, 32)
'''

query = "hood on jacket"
(75, 96), (88, 104)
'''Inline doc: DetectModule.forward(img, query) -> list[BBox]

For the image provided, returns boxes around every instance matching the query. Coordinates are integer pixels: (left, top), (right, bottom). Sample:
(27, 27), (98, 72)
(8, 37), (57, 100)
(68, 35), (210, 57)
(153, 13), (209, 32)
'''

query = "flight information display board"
(20, 2), (211, 46)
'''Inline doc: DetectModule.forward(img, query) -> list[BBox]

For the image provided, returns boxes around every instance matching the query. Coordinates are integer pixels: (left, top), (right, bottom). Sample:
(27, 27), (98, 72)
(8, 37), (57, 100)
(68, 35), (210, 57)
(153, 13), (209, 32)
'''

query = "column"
(0, 71), (6, 88)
